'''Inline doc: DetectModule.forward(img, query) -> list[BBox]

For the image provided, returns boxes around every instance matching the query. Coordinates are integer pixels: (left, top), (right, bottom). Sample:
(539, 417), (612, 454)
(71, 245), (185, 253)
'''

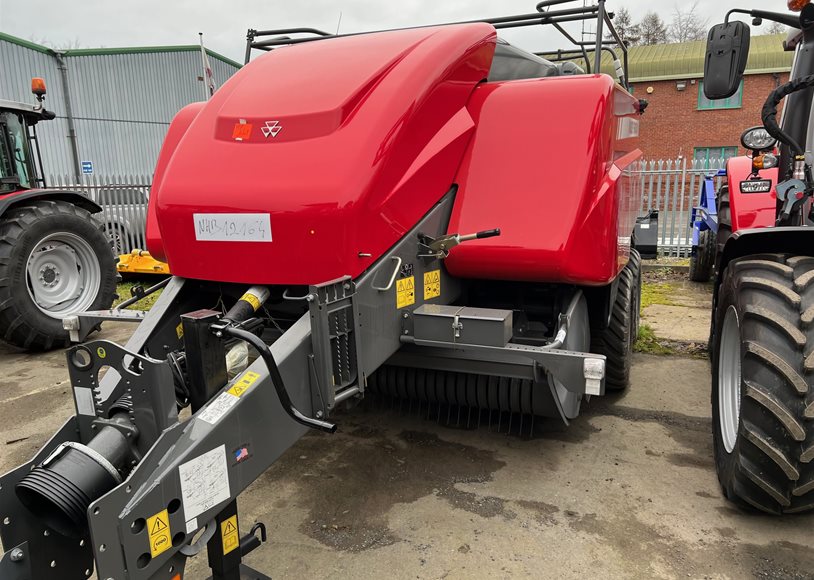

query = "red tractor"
(0, 2), (649, 578)
(705, 1), (814, 513)
(0, 79), (116, 350)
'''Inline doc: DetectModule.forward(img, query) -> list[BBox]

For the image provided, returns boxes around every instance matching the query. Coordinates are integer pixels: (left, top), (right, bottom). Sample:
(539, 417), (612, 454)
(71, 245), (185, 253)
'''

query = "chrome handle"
(282, 288), (312, 301)
(371, 256), (403, 292)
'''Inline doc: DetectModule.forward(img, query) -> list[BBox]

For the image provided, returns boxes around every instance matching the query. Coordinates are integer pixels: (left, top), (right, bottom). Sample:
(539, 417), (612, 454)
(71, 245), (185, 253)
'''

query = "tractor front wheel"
(689, 228), (715, 282)
(712, 254), (814, 513)
(0, 200), (117, 351)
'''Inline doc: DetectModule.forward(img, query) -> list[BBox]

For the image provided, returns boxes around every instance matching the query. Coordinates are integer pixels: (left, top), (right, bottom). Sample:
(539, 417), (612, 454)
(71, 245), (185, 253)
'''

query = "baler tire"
(712, 254), (814, 514)
(689, 229), (715, 282)
(630, 248), (642, 342)
(591, 249), (640, 391)
(0, 200), (117, 351)
(717, 185), (731, 257)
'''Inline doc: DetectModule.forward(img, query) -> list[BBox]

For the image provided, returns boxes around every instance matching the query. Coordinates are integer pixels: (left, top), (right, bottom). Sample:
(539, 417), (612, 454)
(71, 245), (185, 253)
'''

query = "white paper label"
(198, 392), (239, 425)
(179, 445), (231, 521)
(193, 213), (272, 242)
(74, 387), (96, 416)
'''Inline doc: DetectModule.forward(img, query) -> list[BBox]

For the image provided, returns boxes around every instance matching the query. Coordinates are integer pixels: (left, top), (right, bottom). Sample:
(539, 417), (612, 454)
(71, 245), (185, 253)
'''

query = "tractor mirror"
(703, 21), (751, 100)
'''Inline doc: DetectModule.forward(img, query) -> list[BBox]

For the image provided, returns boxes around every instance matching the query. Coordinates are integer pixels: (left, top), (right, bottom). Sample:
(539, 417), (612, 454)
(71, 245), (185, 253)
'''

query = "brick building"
(590, 34), (792, 163)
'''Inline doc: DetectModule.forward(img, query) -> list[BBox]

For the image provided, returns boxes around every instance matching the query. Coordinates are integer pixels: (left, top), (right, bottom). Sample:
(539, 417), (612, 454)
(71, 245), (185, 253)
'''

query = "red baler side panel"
(445, 75), (642, 285)
(152, 24), (496, 285)
(726, 155), (778, 233)
(146, 101), (205, 262)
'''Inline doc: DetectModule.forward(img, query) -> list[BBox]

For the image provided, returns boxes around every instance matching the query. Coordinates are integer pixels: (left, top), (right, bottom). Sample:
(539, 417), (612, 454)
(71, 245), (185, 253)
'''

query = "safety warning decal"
(396, 276), (416, 309)
(227, 371), (260, 397)
(147, 508), (172, 558)
(240, 291), (262, 311)
(423, 270), (441, 300)
(176, 322), (184, 339)
(221, 515), (240, 555)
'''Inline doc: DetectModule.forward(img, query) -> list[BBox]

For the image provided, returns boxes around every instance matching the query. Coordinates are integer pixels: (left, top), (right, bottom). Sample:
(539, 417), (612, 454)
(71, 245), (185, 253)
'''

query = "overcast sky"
(0, 0), (792, 63)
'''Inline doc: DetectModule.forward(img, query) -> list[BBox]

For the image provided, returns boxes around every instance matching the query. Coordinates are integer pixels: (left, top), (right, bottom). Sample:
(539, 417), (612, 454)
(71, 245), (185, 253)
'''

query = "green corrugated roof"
(568, 33), (792, 82)
(0, 31), (242, 69)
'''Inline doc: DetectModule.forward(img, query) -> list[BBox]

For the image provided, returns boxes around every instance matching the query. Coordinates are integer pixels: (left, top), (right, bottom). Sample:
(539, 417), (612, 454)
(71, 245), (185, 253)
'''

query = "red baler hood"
(149, 24), (496, 284)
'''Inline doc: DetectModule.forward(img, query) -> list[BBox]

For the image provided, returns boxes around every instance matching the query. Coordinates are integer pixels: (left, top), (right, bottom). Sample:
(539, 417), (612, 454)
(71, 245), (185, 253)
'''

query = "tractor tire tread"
(689, 229), (715, 282)
(712, 254), (814, 514)
(717, 185), (732, 257)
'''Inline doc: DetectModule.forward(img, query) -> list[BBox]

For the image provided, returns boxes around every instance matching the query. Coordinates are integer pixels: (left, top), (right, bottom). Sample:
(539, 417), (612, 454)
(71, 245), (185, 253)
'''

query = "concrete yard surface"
(2, 326), (813, 579)
(641, 275), (714, 345)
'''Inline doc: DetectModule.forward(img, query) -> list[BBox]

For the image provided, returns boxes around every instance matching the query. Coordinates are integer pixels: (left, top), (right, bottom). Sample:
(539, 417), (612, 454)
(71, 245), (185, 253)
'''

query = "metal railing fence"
(636, 158), (728, 257)
(48, 174), (152, 255)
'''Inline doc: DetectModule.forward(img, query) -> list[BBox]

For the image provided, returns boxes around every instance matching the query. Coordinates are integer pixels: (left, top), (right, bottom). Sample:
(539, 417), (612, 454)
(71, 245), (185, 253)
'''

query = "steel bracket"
(307, 276), (363, 411)
(66, 339), (179, 455)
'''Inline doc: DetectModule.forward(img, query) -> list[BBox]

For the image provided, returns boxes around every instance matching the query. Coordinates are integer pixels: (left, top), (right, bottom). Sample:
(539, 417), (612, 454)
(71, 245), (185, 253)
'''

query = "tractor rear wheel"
(712, 254), (814, 513)
(591, 248), (641, 391)
(689, 229), (715, 282)
(0, 200), (117, 351)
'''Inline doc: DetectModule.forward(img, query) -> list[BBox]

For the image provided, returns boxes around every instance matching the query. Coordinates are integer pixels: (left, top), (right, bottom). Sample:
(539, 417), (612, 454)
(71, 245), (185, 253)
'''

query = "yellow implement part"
(117, 250), (170, 275)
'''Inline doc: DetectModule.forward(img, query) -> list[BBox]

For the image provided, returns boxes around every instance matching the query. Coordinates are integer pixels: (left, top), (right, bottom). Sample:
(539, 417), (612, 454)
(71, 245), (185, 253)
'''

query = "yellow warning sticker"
(423, 269), (441, 300)
(221, 515), (240, 555)
(176, 322), (184, 339)
(240, 291), (262, 311)
(147, 508), (172, 558)
(227, 371), (260, 398)
(396, 276), (416, 309)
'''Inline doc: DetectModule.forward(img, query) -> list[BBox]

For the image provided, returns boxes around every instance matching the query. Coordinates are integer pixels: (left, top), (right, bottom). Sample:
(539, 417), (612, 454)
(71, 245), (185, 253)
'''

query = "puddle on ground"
(258, 424), (505, 552)
(515, 499), (559, 526)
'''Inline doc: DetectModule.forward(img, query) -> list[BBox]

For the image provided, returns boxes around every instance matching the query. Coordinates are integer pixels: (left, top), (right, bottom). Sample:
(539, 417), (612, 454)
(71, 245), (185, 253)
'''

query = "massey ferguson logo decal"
(261, 120), (282, 138)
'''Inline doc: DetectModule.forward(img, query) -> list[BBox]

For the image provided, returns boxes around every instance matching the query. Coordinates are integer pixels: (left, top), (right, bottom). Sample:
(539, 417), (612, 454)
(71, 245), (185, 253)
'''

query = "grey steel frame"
(1, 192), (606, 580)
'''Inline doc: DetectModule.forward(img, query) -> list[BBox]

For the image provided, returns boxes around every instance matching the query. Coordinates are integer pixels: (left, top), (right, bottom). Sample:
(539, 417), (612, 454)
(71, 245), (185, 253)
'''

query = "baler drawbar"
(0, 2), (647, 578)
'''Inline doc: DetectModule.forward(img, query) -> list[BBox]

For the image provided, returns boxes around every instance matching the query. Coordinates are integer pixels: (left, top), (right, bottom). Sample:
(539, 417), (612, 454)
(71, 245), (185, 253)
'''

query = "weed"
(640, 281), (677, 310)
(634, 324), (675, 355)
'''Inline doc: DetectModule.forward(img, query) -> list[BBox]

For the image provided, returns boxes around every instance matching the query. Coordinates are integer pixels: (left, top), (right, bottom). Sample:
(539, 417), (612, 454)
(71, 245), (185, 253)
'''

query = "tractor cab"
(0, 78), (55, 194)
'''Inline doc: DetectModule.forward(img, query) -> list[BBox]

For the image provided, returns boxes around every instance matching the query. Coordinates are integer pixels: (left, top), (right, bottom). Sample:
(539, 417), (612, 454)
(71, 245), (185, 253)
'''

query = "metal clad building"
(0, 32), (240, 177)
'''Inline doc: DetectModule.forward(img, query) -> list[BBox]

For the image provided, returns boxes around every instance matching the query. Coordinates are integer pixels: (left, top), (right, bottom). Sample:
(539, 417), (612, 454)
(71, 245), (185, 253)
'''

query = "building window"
(694, 146), (738, 168)
(698, 80), (744, 110)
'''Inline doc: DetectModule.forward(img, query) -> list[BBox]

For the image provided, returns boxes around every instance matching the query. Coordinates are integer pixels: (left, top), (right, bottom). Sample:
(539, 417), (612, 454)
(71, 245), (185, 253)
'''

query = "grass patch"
(634, 324), (676, 355)
(641, 281), (678, 310)
(113, 281), (163, 310)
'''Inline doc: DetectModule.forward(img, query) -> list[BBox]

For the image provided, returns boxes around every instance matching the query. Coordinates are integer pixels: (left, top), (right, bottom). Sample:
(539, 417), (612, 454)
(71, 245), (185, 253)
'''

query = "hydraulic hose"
(761, 74), (814, 156)
(218, 324), (337, 433)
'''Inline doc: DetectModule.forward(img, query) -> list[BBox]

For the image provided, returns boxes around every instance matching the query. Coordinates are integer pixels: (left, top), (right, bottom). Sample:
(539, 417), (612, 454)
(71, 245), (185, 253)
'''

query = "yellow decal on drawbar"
(221, 515), (240, 555)
(423, 270), (441, 300)
(227, 371), (260, 398)
(176, 322), (184, 339)
(396, 276), (415, 309)
(147, 508), (172, 558)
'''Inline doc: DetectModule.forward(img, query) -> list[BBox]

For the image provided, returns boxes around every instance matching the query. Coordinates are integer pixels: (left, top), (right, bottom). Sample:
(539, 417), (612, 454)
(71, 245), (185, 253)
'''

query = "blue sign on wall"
(81, 161), (94, 175)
